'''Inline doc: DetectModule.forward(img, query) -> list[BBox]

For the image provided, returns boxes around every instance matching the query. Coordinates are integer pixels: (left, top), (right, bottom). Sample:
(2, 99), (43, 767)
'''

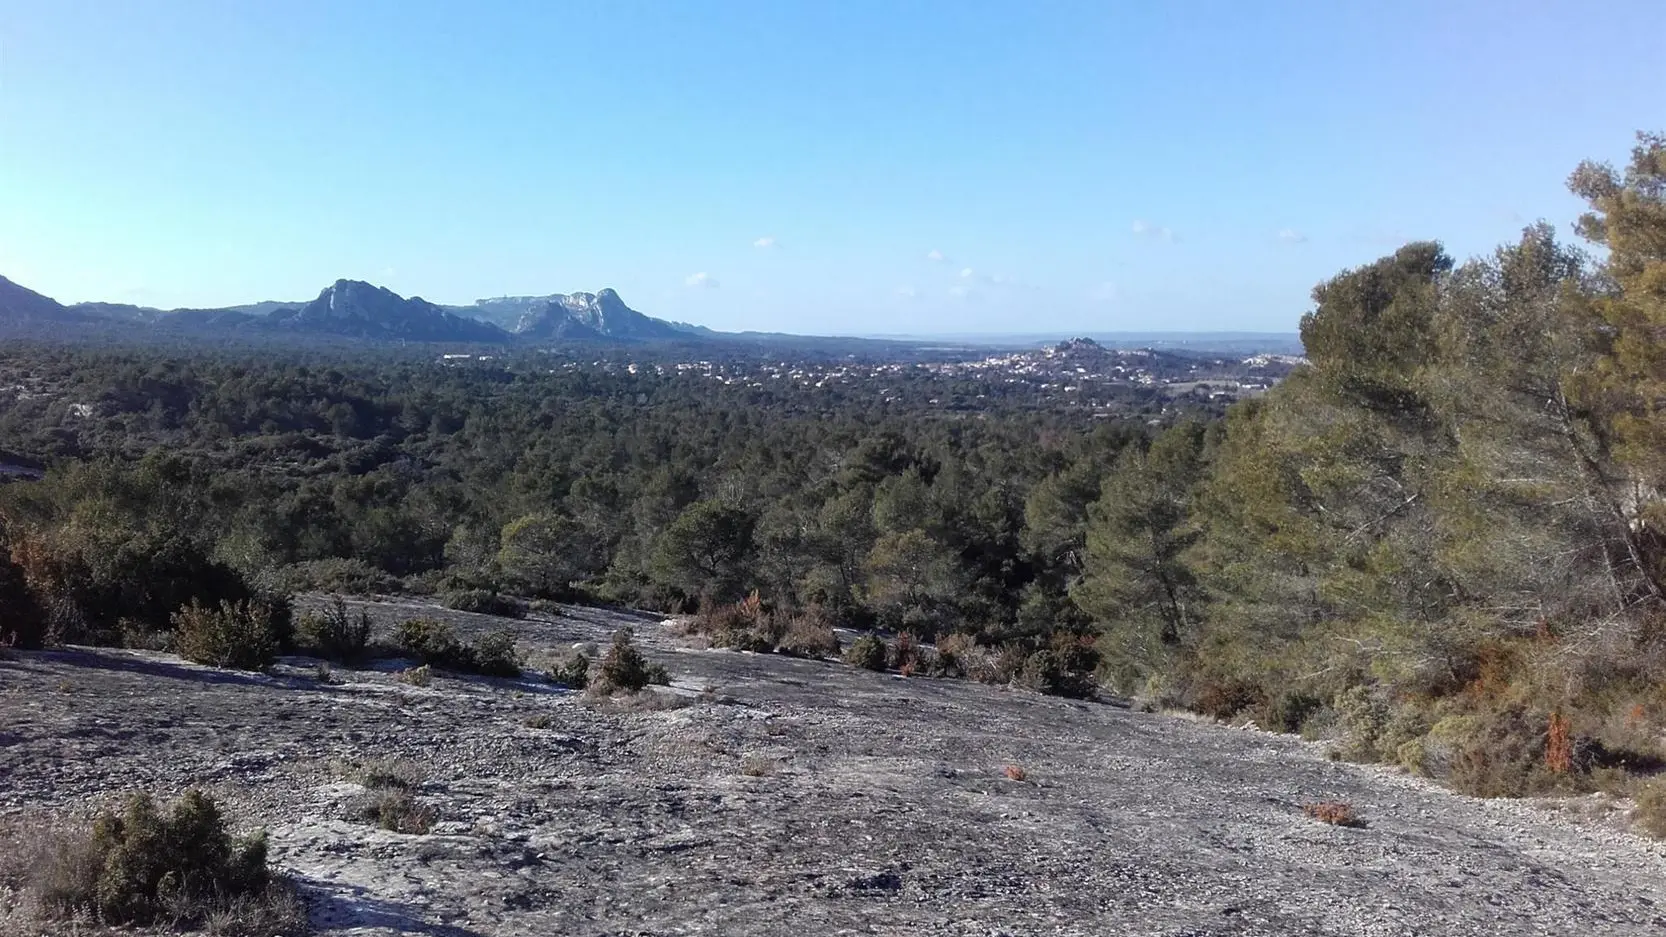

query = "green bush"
(172, 599), (283, 671)
(591, 628), (669, 694)
(440, 589), (526, 618)
(469, 628), (522, 678)
(392, 616), (520, 677)
(35, 790), (274, 928)
(13, 529), (257, 646)
(394, 617), (466, 665)
(842, 634), (888, 672)
(296, 596), (372, 661)
(0, 545), (45, 649)
(274, 557), (403, 596)
(1260, 690), (1327, 735)
(548, 652), (590, 689)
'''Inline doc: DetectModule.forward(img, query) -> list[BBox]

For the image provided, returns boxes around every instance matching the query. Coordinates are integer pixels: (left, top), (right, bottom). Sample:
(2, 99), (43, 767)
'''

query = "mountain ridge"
(0, 275), (693, 346)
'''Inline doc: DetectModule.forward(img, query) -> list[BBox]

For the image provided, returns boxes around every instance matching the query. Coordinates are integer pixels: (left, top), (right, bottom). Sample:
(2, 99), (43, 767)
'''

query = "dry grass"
(586, 688), (692, 713)
(396, 664), (433, 687)
(357, 789), (436, 834)
(1302, 800), (1365, 828)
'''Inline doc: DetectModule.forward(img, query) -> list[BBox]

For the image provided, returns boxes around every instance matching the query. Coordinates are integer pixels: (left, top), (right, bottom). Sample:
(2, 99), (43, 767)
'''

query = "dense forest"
(4, 132), (1666, 805)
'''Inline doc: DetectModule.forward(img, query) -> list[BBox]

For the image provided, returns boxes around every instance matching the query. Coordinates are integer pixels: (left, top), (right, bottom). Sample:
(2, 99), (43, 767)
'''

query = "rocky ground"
(3, 596), (1666, 936)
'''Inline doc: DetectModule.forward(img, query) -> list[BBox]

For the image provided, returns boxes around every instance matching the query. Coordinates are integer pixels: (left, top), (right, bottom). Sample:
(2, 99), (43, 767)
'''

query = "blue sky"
(1, 1), (1661, 335)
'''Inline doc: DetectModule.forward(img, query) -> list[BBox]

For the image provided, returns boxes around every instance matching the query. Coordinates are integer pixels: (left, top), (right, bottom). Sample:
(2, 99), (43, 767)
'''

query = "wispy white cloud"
(948, 284), (970, 298)
(685, 272), (719, 289)
(959, 267), (975, 279)
(1131, 219), (1176, 242)
(1276, 228), (1308, 245)
(896, 286), (919, 299)
(1089, 281), (1118, 303)
(753, 236), (778, 249)
(927, 249), (950, 263)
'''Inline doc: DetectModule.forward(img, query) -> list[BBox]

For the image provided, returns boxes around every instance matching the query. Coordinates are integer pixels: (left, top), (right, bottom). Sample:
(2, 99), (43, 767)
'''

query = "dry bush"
(352, 760), (434, 834)
(965, 643), (1029, 685)
(588, 688), (691, 713)
(686, 592), (780, 652)
(890, 632), (919, 672)
(1302, 800), (1365, 828)
(1632, 778), (1666, 838)
(397, 664), (432, 687)
(1443, 705), (1558, 798)
(296, 597), (371, 662)
(356, 758), (425, 791)
(777, 610), (840, 658)
(357, 789), (435, 834)
(172, 599), (282, 671)
(1003, 764), (1027, 782)
(1190, 674), (1267, 721)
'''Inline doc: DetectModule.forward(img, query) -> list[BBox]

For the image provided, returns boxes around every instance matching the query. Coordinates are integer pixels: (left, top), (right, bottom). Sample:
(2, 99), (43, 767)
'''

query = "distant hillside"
(0, 275), (84, 324)
(269, 280), (509, 343)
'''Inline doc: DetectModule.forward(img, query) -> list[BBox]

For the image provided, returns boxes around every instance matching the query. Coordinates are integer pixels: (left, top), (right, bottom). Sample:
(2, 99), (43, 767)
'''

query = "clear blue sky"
(2, 1), (1661, 335)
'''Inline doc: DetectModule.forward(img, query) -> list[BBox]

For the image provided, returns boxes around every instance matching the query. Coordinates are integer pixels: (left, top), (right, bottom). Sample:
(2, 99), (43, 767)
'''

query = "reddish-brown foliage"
(1545, 712), (1573, 774)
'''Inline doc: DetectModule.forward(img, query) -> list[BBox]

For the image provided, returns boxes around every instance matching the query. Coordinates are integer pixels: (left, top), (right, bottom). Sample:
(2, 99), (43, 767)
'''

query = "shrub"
(933, 632), (976, 677)
(359, 789), (435, 834)
(273, 557), (402, 596)
(687, 592), (781, 652)
(1003, 764), (1027, 782)
(590, 628), (669, 694)
(890, 632), (919, 672)
(842, 634), (888, 672)
(357, 758), (424, 791)
(967, 643), (1029, 685)
(171, 598), (282, 671)
(0, 545), (45, 649)
(393, 616), (521, 677)
(296, 596), (372, 661)
(1260, 691), (1327, 735)
(777, 611), (840, 658)
(1443, 704), (1556, 798)
(394, 617), (466, 665)
(469, 628), (522, 677)
(1191, 674), (1267, 722)
(1634, 778), (1666, 838)
(1302, 800), (1365, 828)
(1014, 648), (1098, 699)
(34, 790), (276, 928)
(14, 529), (257, 646)
(440, 589), (526, 619)
(548, 653), (590, 689)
